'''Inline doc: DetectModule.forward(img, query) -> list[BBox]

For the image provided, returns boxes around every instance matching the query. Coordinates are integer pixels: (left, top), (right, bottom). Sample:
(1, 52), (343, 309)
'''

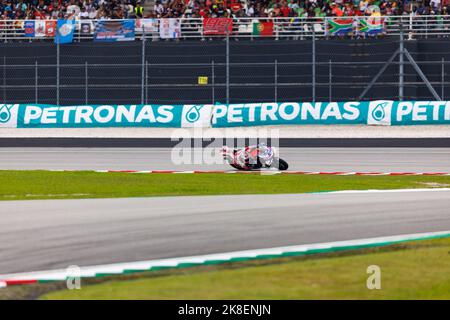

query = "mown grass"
(0, 170), (449, 200)
(40, 237), (450, 300)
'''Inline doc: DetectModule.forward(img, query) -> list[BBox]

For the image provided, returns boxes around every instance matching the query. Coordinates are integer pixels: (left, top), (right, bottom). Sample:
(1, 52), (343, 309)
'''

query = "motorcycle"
(222, 145), (289, 171)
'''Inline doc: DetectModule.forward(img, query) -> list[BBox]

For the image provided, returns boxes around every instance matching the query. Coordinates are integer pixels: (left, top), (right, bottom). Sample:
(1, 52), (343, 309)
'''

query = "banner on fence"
(159, 19), (181, 39)
(24, 21), (35, 37)
(40, 20), (56, 37)
(203, 18), (233, 35)
(211, 101), (450, 127)
(80, 21), (93, 35)
(0, 104), (212, 128)
(55, 19), (76, 44)
(94, 20), (135, 42)
(136, 18), (159, 33)
(24, 20), (56, 38)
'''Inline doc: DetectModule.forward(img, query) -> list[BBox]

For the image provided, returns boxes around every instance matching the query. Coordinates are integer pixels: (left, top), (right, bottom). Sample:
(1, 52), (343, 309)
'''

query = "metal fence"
(1, 15), (450, 41)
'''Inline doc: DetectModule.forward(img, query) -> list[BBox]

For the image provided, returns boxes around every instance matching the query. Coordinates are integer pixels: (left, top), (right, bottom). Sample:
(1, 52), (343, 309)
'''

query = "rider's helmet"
(257, 143), (273, 160)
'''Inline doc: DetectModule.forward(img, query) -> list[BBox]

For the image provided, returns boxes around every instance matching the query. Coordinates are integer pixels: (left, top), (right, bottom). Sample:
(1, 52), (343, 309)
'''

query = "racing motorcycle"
(222, 144), (289, 171)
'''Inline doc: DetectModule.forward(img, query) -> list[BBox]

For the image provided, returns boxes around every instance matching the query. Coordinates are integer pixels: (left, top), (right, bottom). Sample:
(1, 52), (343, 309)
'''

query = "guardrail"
(0, 15), (450, 41)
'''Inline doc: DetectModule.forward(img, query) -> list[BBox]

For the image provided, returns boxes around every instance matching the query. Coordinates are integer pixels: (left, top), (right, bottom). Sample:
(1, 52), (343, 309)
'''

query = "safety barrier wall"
(211, 101), (450, 127)
(0, 104), (211, 128)
(1, 101), (449, 128)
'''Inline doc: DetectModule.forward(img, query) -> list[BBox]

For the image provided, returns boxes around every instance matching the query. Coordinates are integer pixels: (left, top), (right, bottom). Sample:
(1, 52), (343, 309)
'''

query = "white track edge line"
(1, 230), (449, 283)
(312, 188), (450, 194)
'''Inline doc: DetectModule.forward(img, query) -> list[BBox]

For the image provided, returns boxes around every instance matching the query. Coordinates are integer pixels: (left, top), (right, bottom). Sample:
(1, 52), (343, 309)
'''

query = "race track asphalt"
(1, 190), (450, 274)
(1, 147), (450, 172)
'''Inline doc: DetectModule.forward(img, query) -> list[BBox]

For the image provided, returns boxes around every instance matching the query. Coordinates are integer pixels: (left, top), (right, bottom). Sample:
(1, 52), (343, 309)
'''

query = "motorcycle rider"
(222, 143), (274, 170)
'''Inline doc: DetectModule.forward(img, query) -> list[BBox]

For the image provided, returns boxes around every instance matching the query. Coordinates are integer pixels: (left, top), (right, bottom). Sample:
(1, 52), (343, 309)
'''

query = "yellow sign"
(198, 76), (208, 85)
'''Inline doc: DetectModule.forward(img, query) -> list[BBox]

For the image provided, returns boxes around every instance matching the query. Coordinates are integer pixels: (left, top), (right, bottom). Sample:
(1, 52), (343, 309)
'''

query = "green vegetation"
(0, 170), (449, 200)
(41, 237), (450, 300)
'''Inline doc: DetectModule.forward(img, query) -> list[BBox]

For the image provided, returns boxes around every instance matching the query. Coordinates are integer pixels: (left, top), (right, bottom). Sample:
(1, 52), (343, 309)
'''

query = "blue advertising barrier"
(0, 104), (212, 128)
(0, 101), (449, 128)
(211, 101), (450, 127)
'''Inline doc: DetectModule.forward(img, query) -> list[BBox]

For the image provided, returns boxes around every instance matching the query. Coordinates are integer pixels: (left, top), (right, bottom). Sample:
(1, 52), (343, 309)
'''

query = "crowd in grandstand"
(0, 0), (448, 20)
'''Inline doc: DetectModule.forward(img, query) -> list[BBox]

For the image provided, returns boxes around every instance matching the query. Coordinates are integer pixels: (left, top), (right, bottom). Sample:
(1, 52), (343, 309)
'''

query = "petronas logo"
(372, 102), (387, 121)
(185, 105), (203, 123)
(0, 104), (12, 123)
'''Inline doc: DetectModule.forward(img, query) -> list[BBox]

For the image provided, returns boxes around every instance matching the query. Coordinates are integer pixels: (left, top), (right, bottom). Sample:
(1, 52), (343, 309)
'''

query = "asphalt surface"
(1, 148), (450, 172)
(1, 138), (450, 148)
(1, 191), (450, 274)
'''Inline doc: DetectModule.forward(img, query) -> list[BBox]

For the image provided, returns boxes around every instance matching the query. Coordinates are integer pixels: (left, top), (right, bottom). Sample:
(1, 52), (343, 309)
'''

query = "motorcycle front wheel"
(273, 158), (289, 171)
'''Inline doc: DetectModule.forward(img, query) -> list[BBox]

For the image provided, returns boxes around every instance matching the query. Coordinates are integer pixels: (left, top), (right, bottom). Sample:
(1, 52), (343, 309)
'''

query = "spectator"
(0, 0), (447, 20)
(134, 0), (143, 17)
(79, 6), (89, 18)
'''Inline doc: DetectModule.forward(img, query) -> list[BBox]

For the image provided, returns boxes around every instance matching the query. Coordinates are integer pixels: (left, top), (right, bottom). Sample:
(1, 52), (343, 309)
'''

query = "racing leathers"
(222, 143), (274, 170)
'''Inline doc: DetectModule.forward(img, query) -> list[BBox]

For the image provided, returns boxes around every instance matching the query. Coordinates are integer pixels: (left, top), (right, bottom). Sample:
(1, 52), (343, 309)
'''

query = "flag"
(359, 17), (384, 36)
(328, 18), (353, 36)
(55, 19), (75, 44)
(252, 22), (274, 37)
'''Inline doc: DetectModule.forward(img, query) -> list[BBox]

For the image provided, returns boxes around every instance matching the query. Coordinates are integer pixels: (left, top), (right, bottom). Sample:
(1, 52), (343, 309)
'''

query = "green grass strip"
(1, 170), (450, 200)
